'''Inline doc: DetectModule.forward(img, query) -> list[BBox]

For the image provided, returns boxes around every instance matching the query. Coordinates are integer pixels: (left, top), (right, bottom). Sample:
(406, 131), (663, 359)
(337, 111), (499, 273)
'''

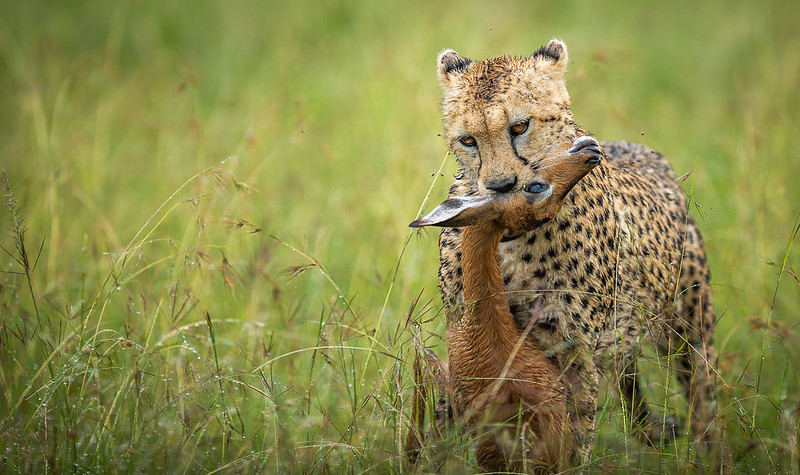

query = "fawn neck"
(460, 221), (518, 344)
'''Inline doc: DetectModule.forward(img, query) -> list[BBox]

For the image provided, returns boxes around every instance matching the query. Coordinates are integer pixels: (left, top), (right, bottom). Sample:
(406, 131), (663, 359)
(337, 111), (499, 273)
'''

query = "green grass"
(1, 0), (799, 472)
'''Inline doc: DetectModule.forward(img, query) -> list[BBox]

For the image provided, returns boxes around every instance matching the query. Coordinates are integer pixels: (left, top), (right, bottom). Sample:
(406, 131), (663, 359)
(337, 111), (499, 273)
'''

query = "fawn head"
(410, 136), (601, 232)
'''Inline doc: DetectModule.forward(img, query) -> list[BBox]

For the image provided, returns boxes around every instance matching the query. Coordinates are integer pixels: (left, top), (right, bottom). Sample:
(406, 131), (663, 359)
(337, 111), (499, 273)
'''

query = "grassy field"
(1, 0), (799, 472)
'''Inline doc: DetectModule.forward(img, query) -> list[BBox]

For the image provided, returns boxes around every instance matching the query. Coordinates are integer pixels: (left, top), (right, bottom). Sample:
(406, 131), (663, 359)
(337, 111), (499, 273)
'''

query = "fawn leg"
(404, 352), (427, 463)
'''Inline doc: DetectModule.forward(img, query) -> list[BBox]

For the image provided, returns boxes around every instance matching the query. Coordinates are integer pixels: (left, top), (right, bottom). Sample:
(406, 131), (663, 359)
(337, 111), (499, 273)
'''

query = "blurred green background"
(1, 0), (799, 472)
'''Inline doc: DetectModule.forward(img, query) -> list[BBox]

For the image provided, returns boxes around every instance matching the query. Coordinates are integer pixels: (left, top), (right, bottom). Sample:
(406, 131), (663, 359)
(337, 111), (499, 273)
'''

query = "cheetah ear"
(410, 195), (496, 228)
(530, 39), (569, 76)
(437, 49), (472, 87)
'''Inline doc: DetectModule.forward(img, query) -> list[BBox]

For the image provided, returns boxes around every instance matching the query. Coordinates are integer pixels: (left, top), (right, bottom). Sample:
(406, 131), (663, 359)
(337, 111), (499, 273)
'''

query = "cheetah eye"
(458, 136), (477, 148)
(510, 119), (530, 136)
(524, 181), (550, 194)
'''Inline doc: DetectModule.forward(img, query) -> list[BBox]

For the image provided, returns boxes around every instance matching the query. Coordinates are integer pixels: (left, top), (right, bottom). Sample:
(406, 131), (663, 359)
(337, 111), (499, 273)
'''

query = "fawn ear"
(437, 49), (472, 88)
(410, 195), (495, 228)
(530, 39), (568, 76)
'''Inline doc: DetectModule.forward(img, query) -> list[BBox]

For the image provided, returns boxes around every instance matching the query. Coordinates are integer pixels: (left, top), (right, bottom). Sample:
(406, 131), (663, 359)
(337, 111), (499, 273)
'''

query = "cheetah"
(431, 40), (717, 464)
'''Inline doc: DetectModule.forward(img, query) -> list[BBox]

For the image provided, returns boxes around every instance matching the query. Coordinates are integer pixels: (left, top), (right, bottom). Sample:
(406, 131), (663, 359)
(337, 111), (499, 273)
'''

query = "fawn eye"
(510, 120), (530, 136)
(458, 136), (477, 148)
(524, 181), (549, 194)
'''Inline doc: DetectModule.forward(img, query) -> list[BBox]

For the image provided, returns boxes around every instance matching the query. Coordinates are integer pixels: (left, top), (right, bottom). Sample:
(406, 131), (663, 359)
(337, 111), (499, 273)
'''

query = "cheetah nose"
(485, 176), (517, 193)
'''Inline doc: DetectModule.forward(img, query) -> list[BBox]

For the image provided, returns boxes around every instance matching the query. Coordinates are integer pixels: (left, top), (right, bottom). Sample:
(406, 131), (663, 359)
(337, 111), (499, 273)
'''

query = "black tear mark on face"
(510, 138), (529, 166)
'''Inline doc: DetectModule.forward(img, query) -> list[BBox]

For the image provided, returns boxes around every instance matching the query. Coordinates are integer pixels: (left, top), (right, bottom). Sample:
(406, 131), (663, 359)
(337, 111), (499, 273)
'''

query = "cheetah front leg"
(613, 314), (679, 446)
(619, 350), (679, 445)
(559, 352), (600, 466)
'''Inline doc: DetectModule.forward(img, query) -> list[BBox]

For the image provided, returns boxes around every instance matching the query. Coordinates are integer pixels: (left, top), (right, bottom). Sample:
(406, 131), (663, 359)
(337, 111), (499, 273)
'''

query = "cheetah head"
(437, 39), (585, 196)
(410, 136), (601, 232)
